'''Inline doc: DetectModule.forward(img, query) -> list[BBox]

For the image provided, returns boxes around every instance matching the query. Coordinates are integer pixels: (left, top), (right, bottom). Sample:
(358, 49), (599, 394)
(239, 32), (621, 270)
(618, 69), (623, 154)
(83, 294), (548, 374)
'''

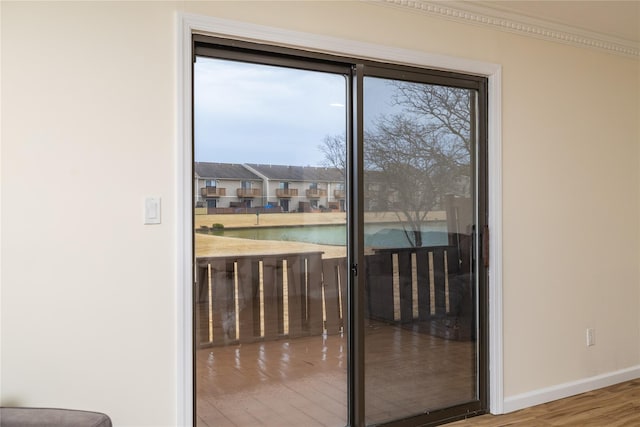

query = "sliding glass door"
(193, 36), (487, 427)
(362, 70), (484, 425)
(193, 48), (350, 427)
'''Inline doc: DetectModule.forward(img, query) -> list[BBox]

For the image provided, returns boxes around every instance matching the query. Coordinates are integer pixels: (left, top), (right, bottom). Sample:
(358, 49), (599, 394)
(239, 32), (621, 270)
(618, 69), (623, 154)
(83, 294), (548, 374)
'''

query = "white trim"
(176, 12), (194, 427)
(381, 0), (639, 58)
(503, 365), (640, 413)
(185, 13), (498, 76)
(176, 13), (504, 424)
(487, 66), (503, 415)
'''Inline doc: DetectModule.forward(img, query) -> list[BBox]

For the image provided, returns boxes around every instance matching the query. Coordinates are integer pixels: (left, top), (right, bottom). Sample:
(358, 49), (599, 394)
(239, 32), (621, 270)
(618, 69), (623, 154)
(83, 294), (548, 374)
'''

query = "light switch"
(144, 197), (161, 224)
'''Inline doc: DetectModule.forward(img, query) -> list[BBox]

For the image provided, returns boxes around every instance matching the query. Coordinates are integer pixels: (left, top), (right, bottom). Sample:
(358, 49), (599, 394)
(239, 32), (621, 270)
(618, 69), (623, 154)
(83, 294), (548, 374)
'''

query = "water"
(366, 224), (448, 248)
(208, 222), (448, 248)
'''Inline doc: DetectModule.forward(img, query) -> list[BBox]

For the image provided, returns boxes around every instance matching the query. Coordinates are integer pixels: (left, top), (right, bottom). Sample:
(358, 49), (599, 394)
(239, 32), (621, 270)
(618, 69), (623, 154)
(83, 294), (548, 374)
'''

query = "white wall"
(1, 1), (639, 425)
(1, 2), (178, 425)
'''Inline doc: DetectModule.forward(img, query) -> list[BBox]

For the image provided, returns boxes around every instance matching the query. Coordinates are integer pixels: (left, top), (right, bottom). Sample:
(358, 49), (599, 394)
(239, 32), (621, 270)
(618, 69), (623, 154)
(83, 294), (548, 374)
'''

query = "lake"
(206, 221), (448, 248)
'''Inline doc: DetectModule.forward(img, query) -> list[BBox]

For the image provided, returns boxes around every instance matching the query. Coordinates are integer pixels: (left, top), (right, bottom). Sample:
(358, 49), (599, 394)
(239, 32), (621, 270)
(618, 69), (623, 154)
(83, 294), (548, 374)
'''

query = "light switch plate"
(144, 197), (161, 224)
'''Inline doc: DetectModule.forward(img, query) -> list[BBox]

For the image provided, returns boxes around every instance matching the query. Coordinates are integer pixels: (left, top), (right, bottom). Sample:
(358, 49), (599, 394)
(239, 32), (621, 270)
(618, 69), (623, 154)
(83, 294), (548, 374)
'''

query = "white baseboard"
(502, 365), (640, 414)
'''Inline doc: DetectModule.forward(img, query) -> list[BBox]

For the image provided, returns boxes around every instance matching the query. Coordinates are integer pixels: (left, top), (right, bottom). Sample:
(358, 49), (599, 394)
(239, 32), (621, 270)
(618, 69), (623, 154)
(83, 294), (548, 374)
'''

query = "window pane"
(194, 56), (348, 427)
(363, 76), (478, 424)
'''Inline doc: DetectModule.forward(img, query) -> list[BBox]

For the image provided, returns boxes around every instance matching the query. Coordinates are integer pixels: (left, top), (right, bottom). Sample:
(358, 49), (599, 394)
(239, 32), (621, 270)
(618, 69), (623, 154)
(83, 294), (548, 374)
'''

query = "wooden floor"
(196, 323), (640, 426)
(450, 378), (640, 426)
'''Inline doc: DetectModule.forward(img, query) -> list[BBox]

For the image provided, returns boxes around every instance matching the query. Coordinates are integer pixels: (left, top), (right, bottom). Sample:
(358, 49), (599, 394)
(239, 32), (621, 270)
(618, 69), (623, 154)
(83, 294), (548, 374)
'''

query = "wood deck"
(196, 322), (476, 426)
(194, 243), (477, 426)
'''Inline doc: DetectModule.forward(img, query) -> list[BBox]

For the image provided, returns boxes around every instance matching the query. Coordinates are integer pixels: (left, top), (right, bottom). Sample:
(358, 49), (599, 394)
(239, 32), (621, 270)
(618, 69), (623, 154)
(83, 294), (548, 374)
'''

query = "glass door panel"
(194, 56), (348, 427)
(362, 76), (479, 425)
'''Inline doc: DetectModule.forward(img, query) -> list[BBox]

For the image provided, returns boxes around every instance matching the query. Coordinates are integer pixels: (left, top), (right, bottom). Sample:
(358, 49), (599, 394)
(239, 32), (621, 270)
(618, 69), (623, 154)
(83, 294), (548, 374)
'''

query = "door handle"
(483, 225), (490, 268)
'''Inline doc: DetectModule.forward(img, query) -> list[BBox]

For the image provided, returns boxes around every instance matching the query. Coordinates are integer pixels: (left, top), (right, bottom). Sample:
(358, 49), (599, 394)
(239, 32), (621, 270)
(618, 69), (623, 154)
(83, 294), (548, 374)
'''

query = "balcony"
(200, 186), (226, 198)
(306, 188), (327, 198)
(334, 189), (346, 199)
(276, 188), (298, 198)
(237, 188), (261, 198)
(195, 246), (474, 425)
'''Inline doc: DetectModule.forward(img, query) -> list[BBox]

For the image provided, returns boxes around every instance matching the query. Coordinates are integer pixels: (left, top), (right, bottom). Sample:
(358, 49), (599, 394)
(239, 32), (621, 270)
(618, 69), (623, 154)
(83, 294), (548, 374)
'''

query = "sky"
(194, 56), (348, 166)
(193, 56), (403, 167)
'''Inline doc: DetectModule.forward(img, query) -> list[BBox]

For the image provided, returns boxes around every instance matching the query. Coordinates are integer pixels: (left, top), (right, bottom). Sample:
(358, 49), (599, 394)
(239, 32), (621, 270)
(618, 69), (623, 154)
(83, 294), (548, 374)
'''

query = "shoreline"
(194, 211), (445, 259)
(195, 211), (445, 228)
(195, 233), (347, 259)
(199, 218), (446, 232)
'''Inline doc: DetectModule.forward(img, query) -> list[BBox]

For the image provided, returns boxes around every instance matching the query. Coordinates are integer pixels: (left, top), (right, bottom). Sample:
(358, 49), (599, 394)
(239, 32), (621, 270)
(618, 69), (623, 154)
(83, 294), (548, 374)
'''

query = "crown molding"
(380, 0), (640, 58)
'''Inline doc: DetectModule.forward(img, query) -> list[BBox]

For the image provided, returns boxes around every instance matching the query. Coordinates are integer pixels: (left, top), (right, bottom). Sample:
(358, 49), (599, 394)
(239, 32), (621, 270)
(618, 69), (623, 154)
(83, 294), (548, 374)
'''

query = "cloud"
(195, 57), (346, 165)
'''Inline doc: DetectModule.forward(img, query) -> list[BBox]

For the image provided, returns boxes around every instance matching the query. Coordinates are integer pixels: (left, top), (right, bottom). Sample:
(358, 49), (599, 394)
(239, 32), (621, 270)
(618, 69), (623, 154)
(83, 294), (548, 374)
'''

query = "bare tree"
(365, 113), (464, 247)
(319, 83), (472, 247)
(319, 134), (346, 178)
(392, 83), (472, 161)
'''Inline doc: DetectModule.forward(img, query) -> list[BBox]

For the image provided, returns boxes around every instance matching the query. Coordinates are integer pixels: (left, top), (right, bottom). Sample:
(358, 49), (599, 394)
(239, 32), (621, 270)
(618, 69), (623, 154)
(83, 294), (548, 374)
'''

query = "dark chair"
(0, 407), (112, 427)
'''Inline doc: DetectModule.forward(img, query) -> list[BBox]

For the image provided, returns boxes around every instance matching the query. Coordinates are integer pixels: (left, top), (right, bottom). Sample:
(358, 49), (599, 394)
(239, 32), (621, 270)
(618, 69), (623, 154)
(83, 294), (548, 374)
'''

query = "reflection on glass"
(194, 57), (347, 426)
(363, 77), (478, 425)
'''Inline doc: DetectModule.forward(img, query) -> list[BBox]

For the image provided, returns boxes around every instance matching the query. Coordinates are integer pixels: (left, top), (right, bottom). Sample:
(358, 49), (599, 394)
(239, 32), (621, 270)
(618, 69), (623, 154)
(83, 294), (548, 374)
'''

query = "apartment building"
(195, 161), (345, 212)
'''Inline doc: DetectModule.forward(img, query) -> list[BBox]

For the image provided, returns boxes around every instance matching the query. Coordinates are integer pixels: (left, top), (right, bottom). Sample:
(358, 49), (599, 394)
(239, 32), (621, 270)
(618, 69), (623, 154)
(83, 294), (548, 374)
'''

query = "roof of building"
(195, 161), (393, 186)
(246, 164), (343, 182)
(195, 162), (261, 180)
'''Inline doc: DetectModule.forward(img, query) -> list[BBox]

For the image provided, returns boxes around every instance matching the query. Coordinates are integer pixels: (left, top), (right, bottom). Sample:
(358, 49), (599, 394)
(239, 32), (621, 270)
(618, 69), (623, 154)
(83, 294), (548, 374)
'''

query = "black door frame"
(192, 34), (489, 427)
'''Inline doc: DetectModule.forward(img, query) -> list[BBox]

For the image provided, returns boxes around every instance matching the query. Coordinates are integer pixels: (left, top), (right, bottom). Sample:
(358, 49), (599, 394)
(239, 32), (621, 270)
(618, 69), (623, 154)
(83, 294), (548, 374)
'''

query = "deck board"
(197, 322), (474, 426)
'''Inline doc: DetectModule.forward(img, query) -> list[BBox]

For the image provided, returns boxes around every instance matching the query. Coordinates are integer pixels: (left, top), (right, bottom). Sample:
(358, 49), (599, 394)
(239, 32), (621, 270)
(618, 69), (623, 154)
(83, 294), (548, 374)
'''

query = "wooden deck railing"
(195, 252), (347, 348)
(306, 188), (327, 198)
(195, 243), (472, 348)
(236, 188), (261, 197)
(367, 245), (474, 340)
(366, 246), (469, 322)
(275, 188), (299, 198)
(200, 186), (226, 197)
